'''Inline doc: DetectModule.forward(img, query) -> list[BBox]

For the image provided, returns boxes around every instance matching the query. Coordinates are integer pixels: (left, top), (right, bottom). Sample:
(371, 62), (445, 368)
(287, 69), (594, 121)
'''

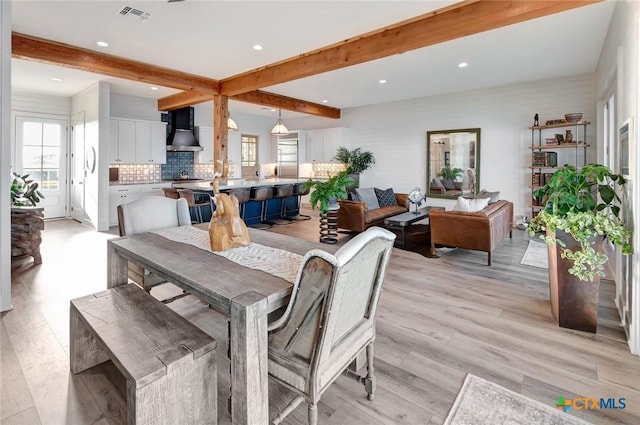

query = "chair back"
(117, 196), (191, 236)
(162, 187), (180, 199)
(269, 227), (395, 395)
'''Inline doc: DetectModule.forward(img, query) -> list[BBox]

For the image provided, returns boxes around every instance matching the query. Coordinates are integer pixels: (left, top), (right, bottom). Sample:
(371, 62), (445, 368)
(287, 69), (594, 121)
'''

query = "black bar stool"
(270, 184), (294, 225)
(285, 183), (312, 220)
(247, 186), (273, 229)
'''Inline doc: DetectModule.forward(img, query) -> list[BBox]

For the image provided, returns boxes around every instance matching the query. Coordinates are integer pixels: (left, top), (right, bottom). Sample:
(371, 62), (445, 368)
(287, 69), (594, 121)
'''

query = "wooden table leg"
(107, 240), (128, 289)
(230, 291), (269, 425)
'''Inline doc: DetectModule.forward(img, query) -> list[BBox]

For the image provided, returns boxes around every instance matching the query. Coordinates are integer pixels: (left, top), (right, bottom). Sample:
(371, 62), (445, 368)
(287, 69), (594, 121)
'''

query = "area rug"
(520, 240), (549, 269)
(444, 374), (593, 425)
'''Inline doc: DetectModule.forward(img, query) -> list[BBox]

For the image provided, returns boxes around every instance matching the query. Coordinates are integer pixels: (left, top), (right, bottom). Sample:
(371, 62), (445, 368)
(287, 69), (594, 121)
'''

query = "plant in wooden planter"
(302, 171), (353, 244)
(527, 164), (631, 332)
(10, 173), (45, 264)
(334, 147), (375, 189)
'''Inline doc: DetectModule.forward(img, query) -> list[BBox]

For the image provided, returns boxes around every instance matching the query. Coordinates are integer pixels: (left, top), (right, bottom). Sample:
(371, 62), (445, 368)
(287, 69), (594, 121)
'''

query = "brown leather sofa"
(337, 193), (409, 233)
(429, 200), (513, 265)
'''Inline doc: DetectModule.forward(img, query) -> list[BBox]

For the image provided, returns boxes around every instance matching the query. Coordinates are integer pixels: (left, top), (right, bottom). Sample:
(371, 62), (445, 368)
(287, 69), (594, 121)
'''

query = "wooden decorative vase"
(209, 193), (250, 251)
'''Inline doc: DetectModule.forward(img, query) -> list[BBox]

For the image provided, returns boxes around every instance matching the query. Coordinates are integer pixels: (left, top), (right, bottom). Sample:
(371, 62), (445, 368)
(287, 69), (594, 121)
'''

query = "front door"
(70, 113), (85, 222)
(15, 115), (68, 218)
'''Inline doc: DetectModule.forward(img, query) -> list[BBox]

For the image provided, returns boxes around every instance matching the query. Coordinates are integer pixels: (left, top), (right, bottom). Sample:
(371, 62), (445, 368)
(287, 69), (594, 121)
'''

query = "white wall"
(0, 0), (11, 312)
(110, 93), (162, 121)
(595, 0), (640, 355)
(288, 74), (596, 216)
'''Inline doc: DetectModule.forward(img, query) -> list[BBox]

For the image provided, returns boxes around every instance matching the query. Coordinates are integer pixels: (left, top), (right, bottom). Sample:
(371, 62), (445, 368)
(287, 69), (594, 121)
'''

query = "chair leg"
(308, 403), (318, 425)
(273, 395), (304, 425)
(365, 343), (376, 401)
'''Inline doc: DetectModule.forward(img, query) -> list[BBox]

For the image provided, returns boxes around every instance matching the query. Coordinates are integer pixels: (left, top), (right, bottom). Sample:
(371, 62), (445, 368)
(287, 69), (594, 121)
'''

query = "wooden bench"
(70, 284), (217, 425)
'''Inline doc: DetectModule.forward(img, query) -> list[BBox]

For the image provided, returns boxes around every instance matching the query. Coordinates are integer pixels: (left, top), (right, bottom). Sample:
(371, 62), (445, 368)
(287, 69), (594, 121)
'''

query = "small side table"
(11, 207), (45, 265)
(384, 206), (444, 250)
(319, 206), (339, 244)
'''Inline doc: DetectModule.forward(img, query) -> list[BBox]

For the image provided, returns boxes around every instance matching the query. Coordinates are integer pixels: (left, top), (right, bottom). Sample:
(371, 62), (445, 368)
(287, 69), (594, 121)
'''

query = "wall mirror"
(426, 128), (480, 199)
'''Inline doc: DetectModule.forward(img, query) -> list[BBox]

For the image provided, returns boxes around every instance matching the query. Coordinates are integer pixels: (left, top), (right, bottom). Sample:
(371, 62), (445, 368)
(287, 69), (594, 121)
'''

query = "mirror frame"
(426, 128), (481, 199)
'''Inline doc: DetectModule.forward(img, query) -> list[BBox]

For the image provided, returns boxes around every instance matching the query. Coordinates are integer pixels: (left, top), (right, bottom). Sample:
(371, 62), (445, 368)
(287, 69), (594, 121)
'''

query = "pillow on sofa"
(476, 189), (500, 204)
(349, 191), (362, 202)
(374, 187), (398, 207)
(431, 178), (444, 188)
(355, 187), (380, 210)
(452, 196), (490, 212)
(442, 179), (456, 190)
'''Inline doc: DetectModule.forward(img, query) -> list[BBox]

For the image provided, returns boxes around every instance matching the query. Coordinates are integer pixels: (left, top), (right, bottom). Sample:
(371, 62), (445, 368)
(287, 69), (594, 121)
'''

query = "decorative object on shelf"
(408, 187), (426, 214)
(528, 164), (631, 333)
(302, 171), (354, 244)
(270, 109), (289, 136)
(533, 113), (539, 127)
(532, 152), (557, 167)
(333, 146), (375, 189)
(545, 137), (558, 145)
(554, 133), (564, 144)
(545, 119), (565, 125)
(564, 113), (583, 123)
(564, 130), (573, 143)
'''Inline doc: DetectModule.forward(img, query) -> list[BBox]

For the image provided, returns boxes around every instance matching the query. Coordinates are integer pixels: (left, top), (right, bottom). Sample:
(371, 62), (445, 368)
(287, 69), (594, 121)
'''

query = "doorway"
(14, 115), (68, 218)
(70, 112), (86, 222)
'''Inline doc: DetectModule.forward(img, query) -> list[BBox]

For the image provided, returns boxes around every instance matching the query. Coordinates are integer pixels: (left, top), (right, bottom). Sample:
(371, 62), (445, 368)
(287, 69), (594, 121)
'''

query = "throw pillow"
(374, 187), (398, 207)
(355, 187), (380, 210)
(349, 191), (362, 202)
(431, 178), (444, 188)
(476, 189), (500, 204)
(442, 179), (456, 190)
(452, 196), (490, 213)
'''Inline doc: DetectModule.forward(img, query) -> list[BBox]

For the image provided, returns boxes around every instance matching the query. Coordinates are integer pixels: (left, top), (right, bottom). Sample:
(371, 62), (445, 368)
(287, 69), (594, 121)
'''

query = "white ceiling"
(11, 1), (616, 118)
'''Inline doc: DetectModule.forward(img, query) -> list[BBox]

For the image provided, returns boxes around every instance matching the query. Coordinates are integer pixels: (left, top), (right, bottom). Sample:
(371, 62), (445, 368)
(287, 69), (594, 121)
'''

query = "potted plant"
(334, 147), (375, 189)
(437, 166), (464, 190)
(302, 171), (354, 244)
(11, 172), (44, 207)
(10, 172), (45, 264)
(527, 164), (631, 332)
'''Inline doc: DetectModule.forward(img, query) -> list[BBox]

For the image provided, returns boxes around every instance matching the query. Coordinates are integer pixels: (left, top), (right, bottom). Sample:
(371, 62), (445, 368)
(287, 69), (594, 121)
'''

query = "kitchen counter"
(172, 177), (309, 191)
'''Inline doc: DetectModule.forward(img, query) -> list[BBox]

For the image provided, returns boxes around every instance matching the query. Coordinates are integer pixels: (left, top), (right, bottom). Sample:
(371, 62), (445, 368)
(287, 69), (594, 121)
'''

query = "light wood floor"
(3, 212), (640, 425)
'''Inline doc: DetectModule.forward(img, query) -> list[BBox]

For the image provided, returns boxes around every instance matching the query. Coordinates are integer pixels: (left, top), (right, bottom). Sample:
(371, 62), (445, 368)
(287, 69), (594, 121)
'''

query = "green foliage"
(528, 164), (631, 281)
(333, 147), (375, 174)
(437, 166), (463, 181)
(302, 171), (354, 214)
(11, 173), (44, 207)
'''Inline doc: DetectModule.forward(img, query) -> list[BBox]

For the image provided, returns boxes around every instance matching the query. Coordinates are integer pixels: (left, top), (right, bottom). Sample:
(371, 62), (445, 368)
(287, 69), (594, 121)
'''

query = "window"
(21, 120), (62, 190)
(241, 134), (258, 167)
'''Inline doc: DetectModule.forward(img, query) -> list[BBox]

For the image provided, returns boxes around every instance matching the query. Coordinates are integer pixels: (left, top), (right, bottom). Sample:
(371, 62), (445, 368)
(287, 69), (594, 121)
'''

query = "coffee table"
(383, 206), (444, 249)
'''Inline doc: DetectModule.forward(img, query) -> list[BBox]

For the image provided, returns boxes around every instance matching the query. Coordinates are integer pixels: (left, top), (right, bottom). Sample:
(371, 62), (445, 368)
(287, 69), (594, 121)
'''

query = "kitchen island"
(172, 178), (310, 224)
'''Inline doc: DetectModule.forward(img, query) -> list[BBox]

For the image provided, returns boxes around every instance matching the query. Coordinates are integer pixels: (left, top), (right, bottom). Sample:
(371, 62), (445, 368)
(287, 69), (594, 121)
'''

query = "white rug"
(444, 374), (593, 425)
(520, 240), (549, 269)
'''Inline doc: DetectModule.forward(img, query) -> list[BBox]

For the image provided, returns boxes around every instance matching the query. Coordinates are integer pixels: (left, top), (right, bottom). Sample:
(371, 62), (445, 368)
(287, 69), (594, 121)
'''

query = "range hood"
(166, 107), (203, 151)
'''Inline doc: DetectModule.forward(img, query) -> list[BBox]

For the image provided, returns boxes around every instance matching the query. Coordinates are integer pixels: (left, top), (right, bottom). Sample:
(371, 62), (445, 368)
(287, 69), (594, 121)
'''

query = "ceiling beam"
(12, 32), (220, 94)
(158, 89), (340, 119)
(219, 0), (602, 96)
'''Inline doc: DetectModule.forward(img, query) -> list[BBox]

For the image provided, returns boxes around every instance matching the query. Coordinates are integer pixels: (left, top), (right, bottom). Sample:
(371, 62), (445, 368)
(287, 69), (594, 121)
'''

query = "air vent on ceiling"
(118, 5), (151, 21)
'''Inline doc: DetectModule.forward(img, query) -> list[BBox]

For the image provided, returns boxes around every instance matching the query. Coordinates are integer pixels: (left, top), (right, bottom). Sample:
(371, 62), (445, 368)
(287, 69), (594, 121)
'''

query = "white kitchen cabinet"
(195, 126), (214, 164)
(109, 118), (166, 164)
(108, 185), (141, 227)
(304, 127), (348, 162)
(109, 119), (136, 163)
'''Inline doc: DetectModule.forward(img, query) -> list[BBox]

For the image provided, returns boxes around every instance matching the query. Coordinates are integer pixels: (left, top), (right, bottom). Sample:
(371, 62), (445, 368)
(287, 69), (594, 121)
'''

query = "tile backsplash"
(161, 151), (194, 180)
(110, 164), (162, 184)
(311, 162), (346, 178)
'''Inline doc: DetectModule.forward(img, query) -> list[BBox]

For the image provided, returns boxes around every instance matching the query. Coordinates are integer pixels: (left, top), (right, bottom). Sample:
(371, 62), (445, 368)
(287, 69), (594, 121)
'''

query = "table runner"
(150, 226), (302, 283)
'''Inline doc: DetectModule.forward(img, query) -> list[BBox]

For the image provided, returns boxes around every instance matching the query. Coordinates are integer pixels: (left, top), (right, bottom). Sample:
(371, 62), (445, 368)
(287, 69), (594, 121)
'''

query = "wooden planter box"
(11, 207), (44, 265)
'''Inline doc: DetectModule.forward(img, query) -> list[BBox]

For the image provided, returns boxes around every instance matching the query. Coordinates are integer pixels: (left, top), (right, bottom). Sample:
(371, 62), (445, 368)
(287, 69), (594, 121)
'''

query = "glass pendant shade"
(227, 114), (239, 132)
(270, 109), (289, 135)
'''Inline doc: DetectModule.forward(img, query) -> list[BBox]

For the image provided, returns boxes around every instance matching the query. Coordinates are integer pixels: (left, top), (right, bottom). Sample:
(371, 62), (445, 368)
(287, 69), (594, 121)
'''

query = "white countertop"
(172, 177), (310, 191)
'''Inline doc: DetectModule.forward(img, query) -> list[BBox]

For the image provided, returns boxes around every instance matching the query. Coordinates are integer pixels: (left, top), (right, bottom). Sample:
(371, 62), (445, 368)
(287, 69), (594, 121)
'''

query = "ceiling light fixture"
(322, 99), (328, 103)
(379, 79), (387, 84)
(96, 41), (109, 47)
(253, 45), (263, 51)
(270, 109), (289, 136)
(458, 62), (468, 68)
(150, 86), (158, 91)
(227, 113), (239, 132)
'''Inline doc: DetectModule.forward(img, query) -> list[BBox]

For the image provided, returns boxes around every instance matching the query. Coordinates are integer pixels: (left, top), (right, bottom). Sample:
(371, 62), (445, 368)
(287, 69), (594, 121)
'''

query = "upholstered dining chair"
(268, 226), (396, 425)
(117, 196), (192, 294)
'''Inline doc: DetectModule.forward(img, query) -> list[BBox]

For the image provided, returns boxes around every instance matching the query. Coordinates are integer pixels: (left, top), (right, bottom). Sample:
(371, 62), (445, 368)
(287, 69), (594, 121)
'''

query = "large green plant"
(11, 173), (44, 207)
(528, 164), (631, 281)
(302, 171), (354, 214)
(437, 166), (463, 181)
(334, 147), (375, 174)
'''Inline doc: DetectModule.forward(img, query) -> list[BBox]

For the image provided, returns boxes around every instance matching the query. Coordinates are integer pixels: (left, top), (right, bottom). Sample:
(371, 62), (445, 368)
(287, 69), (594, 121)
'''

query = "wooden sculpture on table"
(209, 192), (250, 251)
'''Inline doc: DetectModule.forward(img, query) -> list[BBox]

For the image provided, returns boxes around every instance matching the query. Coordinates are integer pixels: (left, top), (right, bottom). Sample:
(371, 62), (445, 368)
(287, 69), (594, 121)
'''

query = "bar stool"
(270, 184), (294, 225)
(162, 187), (180, 199)
(177, 189), (210, 223)
(220, 188), (251, 220)
(247, 186), (273, 229)
(285, 183), (312, 220)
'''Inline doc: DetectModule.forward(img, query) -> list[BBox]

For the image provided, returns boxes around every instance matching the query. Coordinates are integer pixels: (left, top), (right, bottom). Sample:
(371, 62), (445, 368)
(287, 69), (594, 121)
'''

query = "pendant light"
(270, 109), (289, 136)
(227, 112), (239, 132)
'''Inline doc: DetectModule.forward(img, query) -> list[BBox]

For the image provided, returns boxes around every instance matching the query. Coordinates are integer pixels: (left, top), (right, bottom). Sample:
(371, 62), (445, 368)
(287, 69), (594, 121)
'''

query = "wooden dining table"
(107, 227), (338, 425)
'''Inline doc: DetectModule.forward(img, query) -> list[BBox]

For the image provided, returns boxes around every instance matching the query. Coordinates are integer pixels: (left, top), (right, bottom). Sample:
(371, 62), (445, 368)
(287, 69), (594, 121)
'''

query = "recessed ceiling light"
(458, 62), (468, 68)
(322, 99), (328, 103)
(96, 41), (109, 47)
(51, 77), (63, 82)
(253, 45), (263, 51)
(271, 108), (276, 112)
(150, 86), (159, 91)
(378, 79), (387, 84)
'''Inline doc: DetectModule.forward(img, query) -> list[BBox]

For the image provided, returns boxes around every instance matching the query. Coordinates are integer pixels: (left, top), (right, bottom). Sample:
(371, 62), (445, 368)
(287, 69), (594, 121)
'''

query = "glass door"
(15, 116), (68, 218)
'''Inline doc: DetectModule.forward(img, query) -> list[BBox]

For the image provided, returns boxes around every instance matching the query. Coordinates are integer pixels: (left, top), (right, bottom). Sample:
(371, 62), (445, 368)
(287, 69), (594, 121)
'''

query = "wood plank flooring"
(2, 212), (640, 425)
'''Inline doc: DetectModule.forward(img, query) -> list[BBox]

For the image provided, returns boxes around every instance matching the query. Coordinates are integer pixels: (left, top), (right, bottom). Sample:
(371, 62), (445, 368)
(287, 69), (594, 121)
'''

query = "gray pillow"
(355, 187), (380, 210)
(431, 178), (444, 188)
(476, 189), (500, 204)
(442, 179), (456, 190)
